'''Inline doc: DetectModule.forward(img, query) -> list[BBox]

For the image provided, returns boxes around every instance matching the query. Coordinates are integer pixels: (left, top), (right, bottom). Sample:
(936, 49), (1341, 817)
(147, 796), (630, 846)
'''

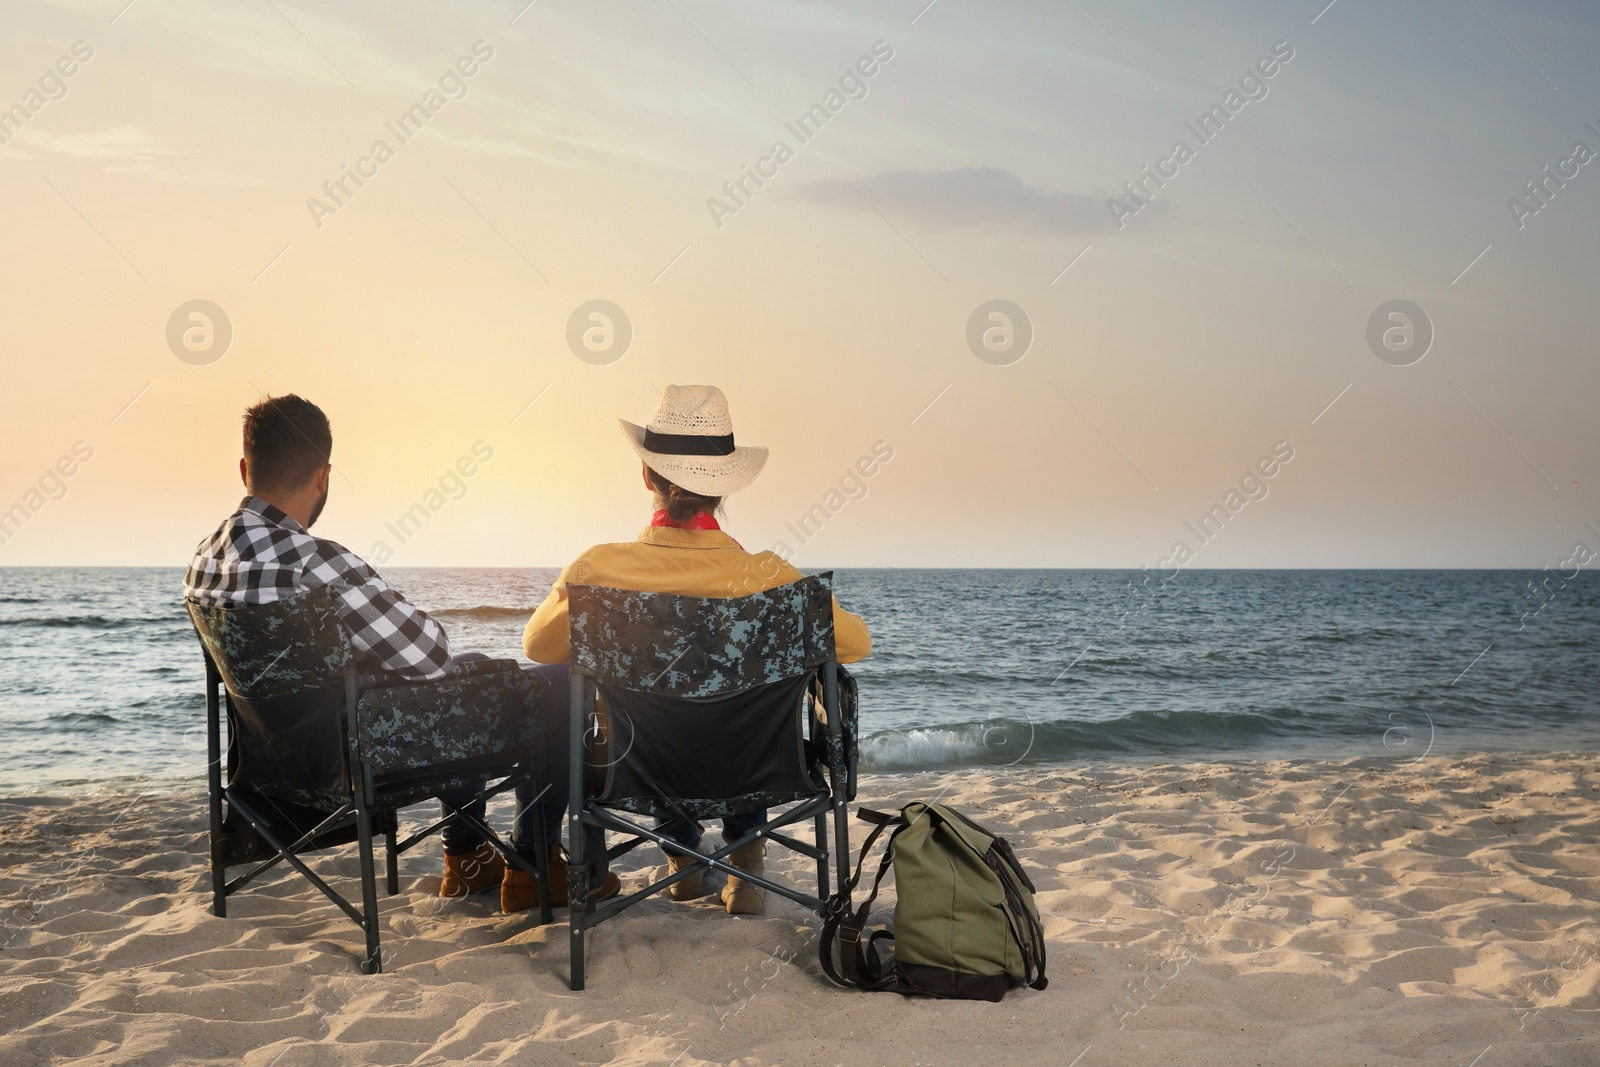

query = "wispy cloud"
(790, 166), (1115, 234)
(9, 124), (169, 162)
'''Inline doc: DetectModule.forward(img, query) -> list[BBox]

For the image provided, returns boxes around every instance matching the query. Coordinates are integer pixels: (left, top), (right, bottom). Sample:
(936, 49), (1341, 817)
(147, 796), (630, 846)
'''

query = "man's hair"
(644, 466), (722, 523)
(243, 394), (332, 494)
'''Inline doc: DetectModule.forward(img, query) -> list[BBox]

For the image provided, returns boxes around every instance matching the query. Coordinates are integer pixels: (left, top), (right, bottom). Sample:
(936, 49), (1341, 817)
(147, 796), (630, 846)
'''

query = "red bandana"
(651, 509), (721, 531)
(650, 510), (742, 548)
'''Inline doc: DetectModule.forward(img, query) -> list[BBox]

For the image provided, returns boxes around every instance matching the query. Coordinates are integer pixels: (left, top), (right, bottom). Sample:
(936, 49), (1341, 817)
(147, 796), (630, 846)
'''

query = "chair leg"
(570, 918), (586, 990)
(806, 809), (832, 902)
(532, 811), (553, 928)
(356, 799), (383, 974)
(208, 796), (228, 918)
(806, 819), (832, 902)
(209, 823), (228, 917)
(822, 663), (853, 901)
(568, 671), (588, 991)
(205, 668), (227, 918)
(385, 828), (400, 896)
(568, 811), (587, 991)
(832, 794), (851, 900)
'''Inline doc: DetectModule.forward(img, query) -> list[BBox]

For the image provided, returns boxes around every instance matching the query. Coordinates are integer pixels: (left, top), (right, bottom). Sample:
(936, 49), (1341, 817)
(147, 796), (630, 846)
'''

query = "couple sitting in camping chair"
(182, 385), (868, 982)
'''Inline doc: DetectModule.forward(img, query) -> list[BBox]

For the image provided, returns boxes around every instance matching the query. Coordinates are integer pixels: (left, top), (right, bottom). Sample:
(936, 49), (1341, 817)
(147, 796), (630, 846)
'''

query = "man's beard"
(306, 486), (329, 528)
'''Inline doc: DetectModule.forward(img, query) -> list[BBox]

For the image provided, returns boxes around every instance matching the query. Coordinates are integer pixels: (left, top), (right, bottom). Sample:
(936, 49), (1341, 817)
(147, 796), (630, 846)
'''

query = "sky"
(0, 0), (1597, 569)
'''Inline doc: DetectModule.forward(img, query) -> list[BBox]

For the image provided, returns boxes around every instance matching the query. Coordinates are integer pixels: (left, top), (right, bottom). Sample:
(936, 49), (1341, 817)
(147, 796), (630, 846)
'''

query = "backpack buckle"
(838, 926), (862, 944)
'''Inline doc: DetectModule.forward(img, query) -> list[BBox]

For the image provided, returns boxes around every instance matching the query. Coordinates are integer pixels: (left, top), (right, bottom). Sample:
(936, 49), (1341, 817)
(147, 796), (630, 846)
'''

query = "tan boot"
(721, 837), (766, 915)
(663, 850), (711, 900)
(501, 844), (621, 914)
(439, 843), (504, 898)
(501, 844), (566, 912)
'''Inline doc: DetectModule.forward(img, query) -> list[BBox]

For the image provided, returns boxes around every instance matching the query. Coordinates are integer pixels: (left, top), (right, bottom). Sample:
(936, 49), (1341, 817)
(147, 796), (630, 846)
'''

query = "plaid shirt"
(184, 496), (452, 679)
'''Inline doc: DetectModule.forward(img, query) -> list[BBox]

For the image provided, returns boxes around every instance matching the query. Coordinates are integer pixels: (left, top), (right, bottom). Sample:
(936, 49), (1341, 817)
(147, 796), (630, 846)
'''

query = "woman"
(522, 384), (871, 915)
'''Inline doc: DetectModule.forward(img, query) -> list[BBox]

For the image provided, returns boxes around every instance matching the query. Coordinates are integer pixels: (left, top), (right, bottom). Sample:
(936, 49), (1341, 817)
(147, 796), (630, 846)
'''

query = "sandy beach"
(3, 754), (1597, 1066)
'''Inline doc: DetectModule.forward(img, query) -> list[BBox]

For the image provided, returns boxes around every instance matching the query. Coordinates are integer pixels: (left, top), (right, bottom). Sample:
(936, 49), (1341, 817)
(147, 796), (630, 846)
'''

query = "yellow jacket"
(523, 526), (872, 664)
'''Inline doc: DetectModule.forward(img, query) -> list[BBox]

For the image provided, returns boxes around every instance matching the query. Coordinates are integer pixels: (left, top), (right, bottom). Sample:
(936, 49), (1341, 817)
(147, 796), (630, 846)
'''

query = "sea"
(1, 568), (1596, 796)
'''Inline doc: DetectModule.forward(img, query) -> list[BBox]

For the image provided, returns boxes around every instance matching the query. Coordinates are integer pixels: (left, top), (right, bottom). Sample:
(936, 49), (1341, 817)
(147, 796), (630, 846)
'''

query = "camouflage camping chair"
(185, 585), (553, 973)
(564, 572), (859, 990)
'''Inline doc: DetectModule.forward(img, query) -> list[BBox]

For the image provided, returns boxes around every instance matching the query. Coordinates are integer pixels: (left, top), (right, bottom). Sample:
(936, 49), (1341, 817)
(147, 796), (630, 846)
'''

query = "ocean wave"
(858, 708), (1316, 770)
(39, 711), (123, 731)
(858, 725), (994, 769)
(856, 667), (1031, 686)
(431, 607), (534, 621)
(1298, 627), (1410, 643)
(0, 615), (178, 629)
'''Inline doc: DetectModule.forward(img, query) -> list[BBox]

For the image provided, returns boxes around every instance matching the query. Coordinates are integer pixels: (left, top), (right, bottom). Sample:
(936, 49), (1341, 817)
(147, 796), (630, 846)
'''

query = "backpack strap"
(819, 808), (904, 991)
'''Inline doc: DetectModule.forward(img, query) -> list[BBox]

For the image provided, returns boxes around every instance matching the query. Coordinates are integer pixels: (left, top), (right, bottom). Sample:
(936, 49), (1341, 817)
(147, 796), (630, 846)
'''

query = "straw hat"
(619, 385), (768, 497)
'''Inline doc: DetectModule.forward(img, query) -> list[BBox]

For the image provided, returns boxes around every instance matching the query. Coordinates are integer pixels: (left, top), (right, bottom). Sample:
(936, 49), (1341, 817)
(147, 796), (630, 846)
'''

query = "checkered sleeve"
(302, 538), (452, 679)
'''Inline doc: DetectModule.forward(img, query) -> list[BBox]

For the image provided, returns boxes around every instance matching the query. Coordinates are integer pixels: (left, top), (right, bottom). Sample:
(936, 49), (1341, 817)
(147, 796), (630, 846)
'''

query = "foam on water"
(859, 724), (995, 771)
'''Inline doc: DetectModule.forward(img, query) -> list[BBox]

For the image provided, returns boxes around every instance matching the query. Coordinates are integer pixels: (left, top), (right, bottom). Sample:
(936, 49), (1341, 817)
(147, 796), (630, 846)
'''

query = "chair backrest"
(188, 586), (541, 814)
(186, 586), (356, 807)
(568, 573), (837, 697)
(567, 573), (838, 817)
(186, 585), (353, 701)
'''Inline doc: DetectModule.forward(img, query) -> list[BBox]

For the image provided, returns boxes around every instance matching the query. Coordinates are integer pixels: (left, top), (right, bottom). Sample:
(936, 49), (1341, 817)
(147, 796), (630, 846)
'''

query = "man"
(185, 394), (614, 909)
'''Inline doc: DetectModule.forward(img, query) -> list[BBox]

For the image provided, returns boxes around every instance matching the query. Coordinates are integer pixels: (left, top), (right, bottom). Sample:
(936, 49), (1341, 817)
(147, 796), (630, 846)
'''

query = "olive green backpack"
(820, 803), (1048, 1001)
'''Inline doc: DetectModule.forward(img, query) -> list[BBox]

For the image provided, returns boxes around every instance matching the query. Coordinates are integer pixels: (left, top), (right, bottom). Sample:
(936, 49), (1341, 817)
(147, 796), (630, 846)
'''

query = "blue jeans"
(654, 809), (768, 857)
(439, 659), (578, 861)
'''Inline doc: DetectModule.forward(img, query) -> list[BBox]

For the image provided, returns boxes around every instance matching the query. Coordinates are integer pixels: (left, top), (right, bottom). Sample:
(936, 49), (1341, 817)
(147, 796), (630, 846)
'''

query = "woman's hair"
(645, 466), (723, 523)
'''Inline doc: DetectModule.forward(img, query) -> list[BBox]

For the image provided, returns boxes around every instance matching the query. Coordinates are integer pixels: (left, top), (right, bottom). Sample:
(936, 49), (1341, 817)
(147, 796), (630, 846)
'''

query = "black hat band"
(643, 428), (736, 456)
